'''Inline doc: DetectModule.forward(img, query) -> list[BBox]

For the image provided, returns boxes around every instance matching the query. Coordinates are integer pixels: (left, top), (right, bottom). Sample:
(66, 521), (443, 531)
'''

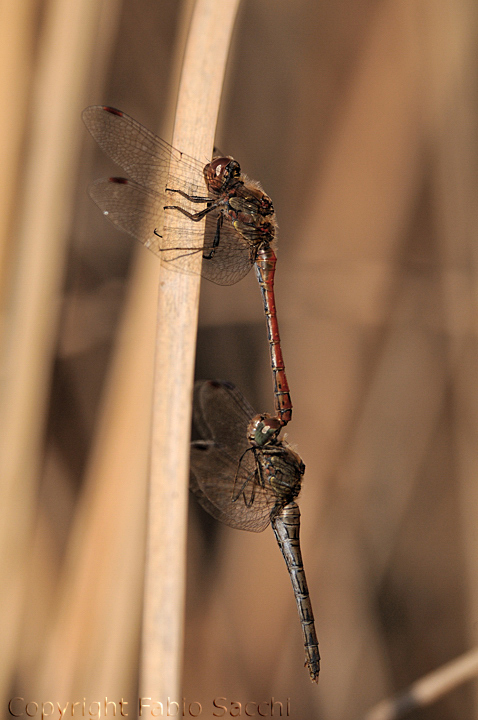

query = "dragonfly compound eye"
(247, 414), (281, 446)
(204, 157), (241, 191)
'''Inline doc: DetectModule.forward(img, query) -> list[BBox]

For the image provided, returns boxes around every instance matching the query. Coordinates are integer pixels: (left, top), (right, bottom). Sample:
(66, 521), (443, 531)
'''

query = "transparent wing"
(188, 214), (253, 286)
(83, 106), (254, 286)
(88, 177), (204, 276)
(190, 441), (275, 533)
(82, 105), (206, 196)
(88, 178), (253, 285)
(190, 381), (276, 532)
(193, 381), (254, 458)
(89, 177), (169, 248)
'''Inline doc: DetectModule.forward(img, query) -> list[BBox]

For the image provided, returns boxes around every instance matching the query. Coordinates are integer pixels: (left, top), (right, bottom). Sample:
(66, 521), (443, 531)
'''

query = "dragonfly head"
(247, 414), (281, 447)
(204, 157), (241, 192)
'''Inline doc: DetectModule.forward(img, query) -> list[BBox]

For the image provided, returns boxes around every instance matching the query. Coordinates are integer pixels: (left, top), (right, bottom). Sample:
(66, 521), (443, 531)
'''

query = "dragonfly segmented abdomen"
(271, 502), (320, 682)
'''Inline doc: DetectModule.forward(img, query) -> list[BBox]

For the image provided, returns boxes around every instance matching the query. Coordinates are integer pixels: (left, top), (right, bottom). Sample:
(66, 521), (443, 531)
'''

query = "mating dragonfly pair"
(83, 106), (320, 682)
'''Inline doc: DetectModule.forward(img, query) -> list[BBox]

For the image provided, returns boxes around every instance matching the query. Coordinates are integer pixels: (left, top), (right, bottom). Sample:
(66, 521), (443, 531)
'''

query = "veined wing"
(190, 381), (277, 532)
(190, 441), (275, 532)
(84, 107), (254, 285)
(82, 105), (206, 197)
(193, 381), (254, 459)
(88, 176), (204, 274)
(88, 179), (253, 285)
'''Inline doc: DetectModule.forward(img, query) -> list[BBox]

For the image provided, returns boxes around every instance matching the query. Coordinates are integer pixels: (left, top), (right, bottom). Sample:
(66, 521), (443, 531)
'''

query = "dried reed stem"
(363, 647), (478, 720)
(33, 253), (157, 699)
(0, 1), (33, 285)
(0, 0), (105, 704)
(140, 0), (241, 700)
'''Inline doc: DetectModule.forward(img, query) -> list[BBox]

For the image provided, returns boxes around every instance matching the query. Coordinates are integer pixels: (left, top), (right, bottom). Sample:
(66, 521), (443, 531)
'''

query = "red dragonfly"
(82, 106), (292, 426)
(190, 380), (320, 682)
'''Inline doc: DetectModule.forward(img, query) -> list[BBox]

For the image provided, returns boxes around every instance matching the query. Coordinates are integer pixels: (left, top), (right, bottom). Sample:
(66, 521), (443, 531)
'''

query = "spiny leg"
(162, 201), (220, 222)
(232, 447), (255, 503)
(165, 187), (210, 203)
(203, 214), (223, 260)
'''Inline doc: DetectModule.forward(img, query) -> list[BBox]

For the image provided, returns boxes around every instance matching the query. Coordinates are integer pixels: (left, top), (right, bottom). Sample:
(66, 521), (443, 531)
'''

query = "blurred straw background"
(0, 0), (477, 719)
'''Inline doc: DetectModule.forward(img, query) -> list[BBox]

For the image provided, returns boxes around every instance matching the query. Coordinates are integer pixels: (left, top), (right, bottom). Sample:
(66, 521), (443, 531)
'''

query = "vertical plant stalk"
(0, 0), (105, 705)
(140, 0), (241, 700)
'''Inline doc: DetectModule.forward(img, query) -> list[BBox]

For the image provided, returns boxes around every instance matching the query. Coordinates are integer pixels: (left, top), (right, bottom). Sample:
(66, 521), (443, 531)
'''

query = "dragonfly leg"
(233, 449), (263, 507)
(252, 448), (268, 490)
(232, 447), (256, 503)
(232, 473), (254, 503)
(163, 197), (222, 222)
(153, 202), (216, 240)
(242, 484), (256, 508)
(165, 187), (210, 203)
(203, 214), (223, 260)
(162, 247), (203, 262)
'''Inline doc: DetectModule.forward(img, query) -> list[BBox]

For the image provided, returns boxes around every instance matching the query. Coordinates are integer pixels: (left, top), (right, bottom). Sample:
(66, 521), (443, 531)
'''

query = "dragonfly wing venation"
(88, 177), (210, 269)
(84, 107), (255, 286)
(198, 218), (254, 286)
(190, 440), (274, 532)
(193, 381), (255, 458)
(88, 178), (253, 284)
(82, 105), (206, 197)
(89, 178), (165, 249)
(191, 381), (279, 532)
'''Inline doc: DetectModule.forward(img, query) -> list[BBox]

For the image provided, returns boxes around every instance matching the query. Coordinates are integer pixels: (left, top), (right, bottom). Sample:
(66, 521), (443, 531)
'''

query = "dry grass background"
(0, 0), (477, 718)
